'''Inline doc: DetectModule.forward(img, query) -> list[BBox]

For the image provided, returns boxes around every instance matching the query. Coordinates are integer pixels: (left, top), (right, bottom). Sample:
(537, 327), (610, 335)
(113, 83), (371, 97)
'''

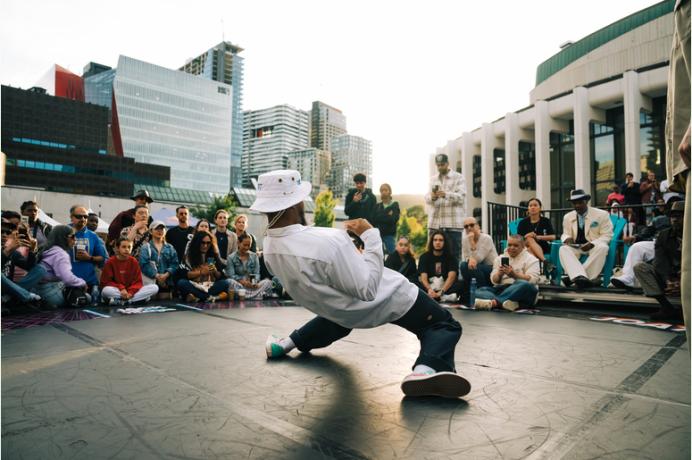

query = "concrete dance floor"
(2, 303), (689, 459)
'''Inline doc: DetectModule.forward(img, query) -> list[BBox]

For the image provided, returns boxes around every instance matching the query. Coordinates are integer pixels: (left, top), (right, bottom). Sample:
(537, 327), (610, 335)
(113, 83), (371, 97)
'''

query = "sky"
(1, 0), (658, 195)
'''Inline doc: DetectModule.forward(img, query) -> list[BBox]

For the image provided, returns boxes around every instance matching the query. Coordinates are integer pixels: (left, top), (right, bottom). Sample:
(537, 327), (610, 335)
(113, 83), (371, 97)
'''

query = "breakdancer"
(253, 170), (470, 398)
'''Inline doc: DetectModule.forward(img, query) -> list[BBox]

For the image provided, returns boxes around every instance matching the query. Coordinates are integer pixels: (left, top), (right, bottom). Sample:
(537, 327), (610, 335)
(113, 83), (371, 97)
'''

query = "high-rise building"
(112, 55), (233, 193)
(83, 62), (116, 110)
(242, 105), (309, 186)
(286, 148), (331, 197)
(180, 42), (244, 188)
(329, 134), (372, 198)
(34, 64), (85, 102)
(310, 101), (347, 152)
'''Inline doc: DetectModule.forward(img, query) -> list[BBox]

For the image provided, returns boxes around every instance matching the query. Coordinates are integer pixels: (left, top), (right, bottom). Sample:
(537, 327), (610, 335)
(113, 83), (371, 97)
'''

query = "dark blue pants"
(176, 279), (230, 301)
(289, 289), (462, 372)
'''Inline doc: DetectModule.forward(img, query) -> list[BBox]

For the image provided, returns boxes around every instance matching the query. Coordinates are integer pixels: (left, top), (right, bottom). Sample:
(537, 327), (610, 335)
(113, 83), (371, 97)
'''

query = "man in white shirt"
(253, 170), (471, 399)
(425, 153), (466, 260)
(473, 235), (540, 311)
(559, 189), (613, 288)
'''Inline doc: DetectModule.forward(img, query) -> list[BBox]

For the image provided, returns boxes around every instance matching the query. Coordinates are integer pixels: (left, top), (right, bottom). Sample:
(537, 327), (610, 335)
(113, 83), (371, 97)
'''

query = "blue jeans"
(2, 265), (47, 303)
(475, 281), (538, 307)
(177, 278), (231, 301)
(458, 261), (493, 303)
(289, 289), (462, 372)
(382, 235), (396, 255)
(34, 281), (67, 308)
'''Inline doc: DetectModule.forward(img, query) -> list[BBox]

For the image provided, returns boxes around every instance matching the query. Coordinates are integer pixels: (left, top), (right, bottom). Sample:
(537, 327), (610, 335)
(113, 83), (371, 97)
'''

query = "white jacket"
(561, 206), (613, 248)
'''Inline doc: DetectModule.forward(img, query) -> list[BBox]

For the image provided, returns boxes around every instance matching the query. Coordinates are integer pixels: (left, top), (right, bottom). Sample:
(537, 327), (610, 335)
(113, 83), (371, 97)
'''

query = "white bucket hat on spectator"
(250, 170), (312, 213)
(149, 220), (167, 231)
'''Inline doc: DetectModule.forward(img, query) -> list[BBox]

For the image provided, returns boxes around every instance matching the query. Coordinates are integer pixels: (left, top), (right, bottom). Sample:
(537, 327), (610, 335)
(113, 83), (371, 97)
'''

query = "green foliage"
(190, 194), (238, 223)
(314, 189), (336, 228)
(396, 207), (428, 256)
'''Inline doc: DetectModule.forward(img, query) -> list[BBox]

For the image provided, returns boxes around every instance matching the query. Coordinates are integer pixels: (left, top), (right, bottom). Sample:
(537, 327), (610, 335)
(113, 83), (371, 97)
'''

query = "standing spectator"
(345, 173), (376, 222)
(108, 189), (153, 251)
(559, 190), (613, 288)
(176, 231), (230, 303)
(606, 185), (625, 206)
(120, 205), (151, 259)
(474, 235), (540, 311)
(101, 237), (158, 306)
(232, 214), (257, 253)
(195, 219), (211, 234)
(418, 230), (463, 302)
(517, 197), (556, 273)
(34, 225), (90, 308)
(139, 221), (178, 298)
(224, 233), (273, 299)
(20, 201), (52, 248)
(69, 205), (108, 302)
(425, 153), (466, 260)
(166, 206), (195, 262)
(372, 183), (400, 255)
(620, 172), (642, 223)
(634, 201), (685, 321)
(214, 209), (238, 266)
(640, 170), (660, 224)
(384, 236), (419, 284)
(86, 213), (100, 233)
(1, 218), (43, 306)
(459, 217), (497, 298)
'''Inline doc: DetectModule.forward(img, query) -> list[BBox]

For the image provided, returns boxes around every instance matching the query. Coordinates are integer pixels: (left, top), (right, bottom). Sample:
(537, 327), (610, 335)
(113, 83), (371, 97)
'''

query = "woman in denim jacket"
(224, 233), (273, 300)
(139, 221), (179, 298)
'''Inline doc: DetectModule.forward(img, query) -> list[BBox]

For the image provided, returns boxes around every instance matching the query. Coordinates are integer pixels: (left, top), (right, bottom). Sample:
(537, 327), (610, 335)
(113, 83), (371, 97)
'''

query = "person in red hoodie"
(100, 237), (158, 305)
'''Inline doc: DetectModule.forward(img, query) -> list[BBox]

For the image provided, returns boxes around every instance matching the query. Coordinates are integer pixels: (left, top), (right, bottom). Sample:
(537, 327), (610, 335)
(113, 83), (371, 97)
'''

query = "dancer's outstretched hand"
(344, 219), (372, 236)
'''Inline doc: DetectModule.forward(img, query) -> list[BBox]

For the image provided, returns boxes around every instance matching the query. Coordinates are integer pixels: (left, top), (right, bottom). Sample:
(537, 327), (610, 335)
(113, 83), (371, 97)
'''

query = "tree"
(190, 194), (238, 223)
(397, 207), (428, 256)
(314, 189), (336, 228)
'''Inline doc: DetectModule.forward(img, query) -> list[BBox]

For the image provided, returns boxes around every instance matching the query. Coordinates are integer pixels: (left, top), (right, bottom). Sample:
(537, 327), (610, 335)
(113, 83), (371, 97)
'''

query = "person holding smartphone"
(425, 153), (466, 260)
(20, 201), (52, 249)
(1, 218), (44, 307)
(176, 230), (230, 303)
(473, 234), (540, 312)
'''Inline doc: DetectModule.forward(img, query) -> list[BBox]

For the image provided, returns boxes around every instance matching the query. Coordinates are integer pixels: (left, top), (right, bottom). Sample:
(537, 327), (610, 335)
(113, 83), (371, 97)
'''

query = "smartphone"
(20, 215), (29, 225)
(432, 185), (439, 193)
(501, 257), (510, 267)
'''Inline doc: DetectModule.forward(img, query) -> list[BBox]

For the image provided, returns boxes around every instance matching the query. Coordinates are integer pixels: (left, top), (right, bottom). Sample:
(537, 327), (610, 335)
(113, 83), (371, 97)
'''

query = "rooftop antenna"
(221, 19), (225, 43)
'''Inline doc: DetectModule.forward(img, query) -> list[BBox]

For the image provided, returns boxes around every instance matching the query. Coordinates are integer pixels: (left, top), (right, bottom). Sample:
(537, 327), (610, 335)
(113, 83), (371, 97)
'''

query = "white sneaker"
(501, 300), (520, 311)
(474, 298), (494, 310)
(401, 371), (471, 398)
(265, 335), (287, 359)
(28, 293), (42, 302)
(440, 293), (458, 303)
(108, 297), (123, 306)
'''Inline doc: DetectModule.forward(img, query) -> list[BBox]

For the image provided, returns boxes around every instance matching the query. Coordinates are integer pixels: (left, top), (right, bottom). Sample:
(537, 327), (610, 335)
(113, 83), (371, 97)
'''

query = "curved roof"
(535, 0), (674, 85)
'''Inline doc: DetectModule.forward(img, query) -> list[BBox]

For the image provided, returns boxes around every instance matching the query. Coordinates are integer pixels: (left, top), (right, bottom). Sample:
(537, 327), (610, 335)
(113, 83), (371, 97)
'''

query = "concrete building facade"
(310, 101), (347, 152)
(286, 148), (332, 197)
(329, 134), (373, 198)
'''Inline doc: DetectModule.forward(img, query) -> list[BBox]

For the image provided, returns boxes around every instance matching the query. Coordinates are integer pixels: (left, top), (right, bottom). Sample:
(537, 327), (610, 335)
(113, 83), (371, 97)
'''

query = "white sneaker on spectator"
(474, 298), (494, 310)
(501, 300), (519, 311)
(440, 293), (458, 303)
(108, 297), (123, 306)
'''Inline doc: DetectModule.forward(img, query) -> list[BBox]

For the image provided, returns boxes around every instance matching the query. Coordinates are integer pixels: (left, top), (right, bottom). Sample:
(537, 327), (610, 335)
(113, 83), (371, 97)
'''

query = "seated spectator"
(101, 237), (158, 305)
(70, 205), (108, 303)
(606, 184), (625, 206)
(559, 190), (613, 288)
(233, 214), (257, 252)
(120, 205), (151, 259)
(2, 210), (21, 227)
(166, 206), (195, 262)
(473, 235), (540, 311)
(517, 197), (555, 272)
(34, 225), (90, 308)
(634, 201), (685, 321)
(372, 183), (400, 254)
(21, 200), (52, 248)
(176, 231), (230, 303)
(1, 218), (43, 306)
(108, 189), (153, 253)
(214, 209), (238, 267)
(384, 236), (419, 284)
(418, 230), (462, 302)
(660, 179), (684, 206)
(224, 233), (273, 299)
(459, 217), (497, 296)
(611, 215), (670, 289)
(139, 221), (179, 298)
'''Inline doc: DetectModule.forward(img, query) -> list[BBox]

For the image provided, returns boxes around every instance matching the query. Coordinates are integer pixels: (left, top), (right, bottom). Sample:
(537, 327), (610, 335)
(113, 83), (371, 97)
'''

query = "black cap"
(131, 189), (153, 203)
(435, 153), (449, 164)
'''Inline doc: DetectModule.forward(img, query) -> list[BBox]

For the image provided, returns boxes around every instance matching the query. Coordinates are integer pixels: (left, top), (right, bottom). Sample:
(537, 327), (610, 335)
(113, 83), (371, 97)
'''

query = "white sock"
(279, 337), (295, 352)
(413, 364), (436, 375)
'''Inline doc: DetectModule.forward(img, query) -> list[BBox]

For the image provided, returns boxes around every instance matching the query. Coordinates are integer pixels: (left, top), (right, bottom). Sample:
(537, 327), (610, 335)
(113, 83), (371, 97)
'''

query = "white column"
(504, 112), (521, 205)
(534, 101), (552, 207)
(623, 71), (652, 180)
(480, 123), (495, 231)
(461, 133), (474, 209)
(573, 87), (606, 194)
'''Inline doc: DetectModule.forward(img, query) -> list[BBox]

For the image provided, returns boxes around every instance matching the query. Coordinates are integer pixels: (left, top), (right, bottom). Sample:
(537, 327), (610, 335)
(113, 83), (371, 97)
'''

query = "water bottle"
(469, 277), (477, 307)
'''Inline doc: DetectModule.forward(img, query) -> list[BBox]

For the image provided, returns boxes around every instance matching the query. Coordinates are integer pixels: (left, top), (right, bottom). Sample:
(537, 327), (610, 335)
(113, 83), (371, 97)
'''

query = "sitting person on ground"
(620, 207), (639, 246)
(633, 200), (685, 321)
(108, 189), (153, 253)
(182, 218), (212, 260)
(224, 233), (273, 299)
(459, 217), (497, 299)
(2, 218), (43, 306)
(34, 225), (90, 308)
(166, 206), (195, 262)
(101, 237), (158, 305)
(214, 209), (238, 267)
(21, 200), (52, 248)
(139, 221), (179, 298)
(384, 235), (419, 285)
(517, 197), (556, 273)
(120, 205), (151, 259)
(176, 231), (230, 303)
(418, 230), (463, 302)
(69, 205), (108, 304)
(232, 214), (257, 252)
(559, 189), (613, 288)
(344, 172), (377, 222)
(372, 183), (400, 255)
(610, 214), (670, 289)
(474, 235), (540, 312)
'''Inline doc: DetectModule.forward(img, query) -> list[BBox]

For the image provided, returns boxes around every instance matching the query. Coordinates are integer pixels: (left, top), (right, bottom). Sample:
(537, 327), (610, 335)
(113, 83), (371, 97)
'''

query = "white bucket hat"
(250, 170), (312, 213)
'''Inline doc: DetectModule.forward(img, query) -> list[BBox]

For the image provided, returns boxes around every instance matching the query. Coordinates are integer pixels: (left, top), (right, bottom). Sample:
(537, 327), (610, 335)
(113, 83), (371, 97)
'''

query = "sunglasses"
(67, 234), (76, 239)
(463, 223), (476, 229)
(72, 214), (88, 219)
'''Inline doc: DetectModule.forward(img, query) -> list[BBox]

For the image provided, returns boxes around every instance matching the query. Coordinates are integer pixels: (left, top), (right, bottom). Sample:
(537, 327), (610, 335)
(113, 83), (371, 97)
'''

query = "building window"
(493, 149), (505, 194)
(472, 155), (482, 198)
(591, 106), (625, 206)
(550, 123), (575, 209)
(518, 141), (536, 190)
(639, 96), (667, 182)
